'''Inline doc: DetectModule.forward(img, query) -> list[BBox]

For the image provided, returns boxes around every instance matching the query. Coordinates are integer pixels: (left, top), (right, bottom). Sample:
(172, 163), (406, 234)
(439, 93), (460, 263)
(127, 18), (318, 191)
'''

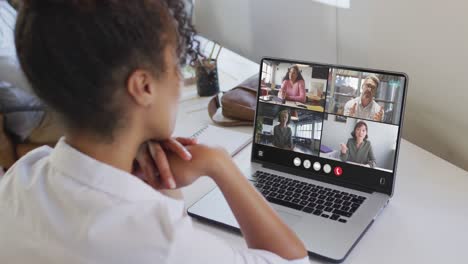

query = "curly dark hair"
(15, 0), (200, 140)
(282, 65), (304, 82)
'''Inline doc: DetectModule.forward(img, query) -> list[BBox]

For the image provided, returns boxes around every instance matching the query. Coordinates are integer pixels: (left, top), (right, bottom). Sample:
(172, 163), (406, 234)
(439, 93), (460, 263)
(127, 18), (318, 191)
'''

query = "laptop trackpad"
(188, 187), (302, 229)
(276, 210), (302, 227)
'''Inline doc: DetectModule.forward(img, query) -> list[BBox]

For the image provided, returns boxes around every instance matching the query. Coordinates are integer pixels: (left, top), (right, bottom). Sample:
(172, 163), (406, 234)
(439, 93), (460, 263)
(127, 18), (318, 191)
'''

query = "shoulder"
(344, 97), (358, 107)
(371, 100), (381, 110)
(12, 146), (53, 171)
(0, 146), (52, 197)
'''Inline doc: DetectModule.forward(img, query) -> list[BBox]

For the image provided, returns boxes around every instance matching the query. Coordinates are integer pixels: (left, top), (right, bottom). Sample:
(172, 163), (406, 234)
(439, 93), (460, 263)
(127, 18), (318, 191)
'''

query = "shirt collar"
(358, 96), (375, 109)
(50, 137), (165, 202)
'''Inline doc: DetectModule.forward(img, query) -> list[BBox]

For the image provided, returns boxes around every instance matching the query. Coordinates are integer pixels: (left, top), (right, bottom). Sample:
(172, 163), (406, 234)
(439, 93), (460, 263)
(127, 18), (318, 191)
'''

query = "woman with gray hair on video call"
(273, 110), (293, 150)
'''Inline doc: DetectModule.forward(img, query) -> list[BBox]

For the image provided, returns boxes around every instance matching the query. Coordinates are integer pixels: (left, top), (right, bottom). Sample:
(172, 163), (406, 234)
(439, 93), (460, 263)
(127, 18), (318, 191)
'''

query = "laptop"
(188, 57), (408, 263)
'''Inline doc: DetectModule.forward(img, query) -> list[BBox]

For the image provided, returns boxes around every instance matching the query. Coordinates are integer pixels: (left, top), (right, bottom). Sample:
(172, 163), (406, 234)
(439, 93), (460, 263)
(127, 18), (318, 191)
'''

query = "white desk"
(175, 45), (468, 263)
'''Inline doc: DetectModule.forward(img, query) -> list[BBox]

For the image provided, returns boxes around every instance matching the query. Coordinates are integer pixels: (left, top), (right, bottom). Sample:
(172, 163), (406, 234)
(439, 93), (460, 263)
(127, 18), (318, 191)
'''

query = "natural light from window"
(312, 0), (350, 9)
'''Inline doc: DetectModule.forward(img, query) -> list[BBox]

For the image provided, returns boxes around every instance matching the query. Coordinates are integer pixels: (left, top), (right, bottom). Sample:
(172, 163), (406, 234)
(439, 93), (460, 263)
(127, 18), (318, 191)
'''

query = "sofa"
(0, 113), (51, 170)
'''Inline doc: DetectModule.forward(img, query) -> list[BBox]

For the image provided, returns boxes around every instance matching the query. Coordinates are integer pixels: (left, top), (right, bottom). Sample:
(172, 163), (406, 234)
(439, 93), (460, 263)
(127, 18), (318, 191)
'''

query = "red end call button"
(334, 166), (343, 176)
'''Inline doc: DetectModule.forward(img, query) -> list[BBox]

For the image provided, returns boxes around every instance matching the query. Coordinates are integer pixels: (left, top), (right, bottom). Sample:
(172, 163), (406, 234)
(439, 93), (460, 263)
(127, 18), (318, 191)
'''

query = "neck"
(361, 96), (371, 107)
(356, 138), (364, 145)
(65, 129), (143, 173)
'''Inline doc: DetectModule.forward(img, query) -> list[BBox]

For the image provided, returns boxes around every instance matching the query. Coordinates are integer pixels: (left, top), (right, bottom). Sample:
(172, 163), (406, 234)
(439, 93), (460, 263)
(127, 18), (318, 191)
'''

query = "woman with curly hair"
(0, 1), (308, 263)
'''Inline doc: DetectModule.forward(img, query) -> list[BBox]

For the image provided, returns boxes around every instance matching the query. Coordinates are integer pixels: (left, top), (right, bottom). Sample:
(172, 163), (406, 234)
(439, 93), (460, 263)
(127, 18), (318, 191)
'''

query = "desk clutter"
(194, 42), (223, 97)
(208, 74), (259, 127)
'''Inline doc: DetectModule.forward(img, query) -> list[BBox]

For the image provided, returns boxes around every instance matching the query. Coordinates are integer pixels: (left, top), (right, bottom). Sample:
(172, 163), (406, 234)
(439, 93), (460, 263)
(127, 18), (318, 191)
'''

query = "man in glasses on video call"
(343, 75), (384, 122)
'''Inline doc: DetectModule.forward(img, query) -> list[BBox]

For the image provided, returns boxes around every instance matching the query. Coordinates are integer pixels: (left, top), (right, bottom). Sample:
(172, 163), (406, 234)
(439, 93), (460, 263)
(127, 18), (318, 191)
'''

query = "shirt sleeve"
(166, 216), (309, 264)
(279, 80), (287, 98)
(340, 139), (351, 162)
(288, 127), (293, 149)
(366, 141), (377, 168)
(272, 126), (278, 147)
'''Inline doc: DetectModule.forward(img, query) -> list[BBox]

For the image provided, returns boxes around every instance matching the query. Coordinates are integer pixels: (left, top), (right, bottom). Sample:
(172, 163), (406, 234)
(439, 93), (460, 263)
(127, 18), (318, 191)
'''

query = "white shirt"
(0, 138), (309, 264)
(343, 96), (383, 121)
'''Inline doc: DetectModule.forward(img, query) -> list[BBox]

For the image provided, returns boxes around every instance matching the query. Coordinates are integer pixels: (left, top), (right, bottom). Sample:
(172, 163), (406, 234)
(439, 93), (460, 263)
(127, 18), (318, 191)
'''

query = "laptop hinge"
(262, 162), (375, 194)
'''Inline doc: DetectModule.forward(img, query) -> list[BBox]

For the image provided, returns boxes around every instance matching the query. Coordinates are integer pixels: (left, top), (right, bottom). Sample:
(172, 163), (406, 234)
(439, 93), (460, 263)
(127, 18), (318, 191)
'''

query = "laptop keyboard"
(252, 171), (366, 223)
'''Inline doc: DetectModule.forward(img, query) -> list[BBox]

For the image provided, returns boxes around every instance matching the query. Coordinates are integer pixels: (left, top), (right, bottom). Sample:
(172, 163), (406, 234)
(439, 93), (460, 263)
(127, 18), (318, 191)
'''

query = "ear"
(127, 69), (157, 107)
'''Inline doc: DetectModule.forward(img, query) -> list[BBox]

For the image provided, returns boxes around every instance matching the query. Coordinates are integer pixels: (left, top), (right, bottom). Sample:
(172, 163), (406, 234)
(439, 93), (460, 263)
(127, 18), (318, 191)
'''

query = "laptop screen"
(252, 58), (407, 194)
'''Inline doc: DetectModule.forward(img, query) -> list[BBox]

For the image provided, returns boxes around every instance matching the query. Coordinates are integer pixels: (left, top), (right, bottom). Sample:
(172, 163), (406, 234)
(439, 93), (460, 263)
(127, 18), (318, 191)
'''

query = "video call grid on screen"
(256, 59), (406, 174)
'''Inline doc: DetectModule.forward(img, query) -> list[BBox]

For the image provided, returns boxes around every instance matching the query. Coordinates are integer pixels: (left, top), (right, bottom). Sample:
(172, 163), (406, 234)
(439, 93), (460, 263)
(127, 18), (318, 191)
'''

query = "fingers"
(162, 138), (193, 161)
(175, 137), (198, 146)
(374, 108), (384, 121)
(139, 137), (197, 190)
(350, 103), (357, 116)
(134, 145), (158, 188)
(340, 143), (347, 153)
(148, 142), (176, 189)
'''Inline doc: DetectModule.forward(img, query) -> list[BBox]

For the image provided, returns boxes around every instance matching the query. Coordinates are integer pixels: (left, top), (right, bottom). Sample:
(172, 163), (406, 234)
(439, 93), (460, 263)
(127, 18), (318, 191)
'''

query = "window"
(296, 123), (313, 139)
(296, 122), (322, 140)
(262, 62), (272, 83)
(314, 122), (322, 140)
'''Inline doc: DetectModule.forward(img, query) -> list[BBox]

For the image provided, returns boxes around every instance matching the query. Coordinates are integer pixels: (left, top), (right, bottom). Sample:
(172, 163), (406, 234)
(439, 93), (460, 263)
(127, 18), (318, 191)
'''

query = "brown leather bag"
(208, 74), (259, 126)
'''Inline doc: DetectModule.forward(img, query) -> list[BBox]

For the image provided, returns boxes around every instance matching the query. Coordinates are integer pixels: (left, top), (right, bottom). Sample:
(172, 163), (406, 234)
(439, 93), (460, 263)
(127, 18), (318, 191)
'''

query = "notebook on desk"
(189, 125), (252, 157)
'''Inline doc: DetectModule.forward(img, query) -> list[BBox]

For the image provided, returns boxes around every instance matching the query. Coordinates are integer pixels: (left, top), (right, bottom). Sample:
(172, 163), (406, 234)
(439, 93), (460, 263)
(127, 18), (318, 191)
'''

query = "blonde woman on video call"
(272, 110), (293, 150)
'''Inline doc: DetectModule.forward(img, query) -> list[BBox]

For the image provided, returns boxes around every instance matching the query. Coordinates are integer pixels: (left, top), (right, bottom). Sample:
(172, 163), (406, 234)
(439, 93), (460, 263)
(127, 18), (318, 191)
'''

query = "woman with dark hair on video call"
(340, 121), (377, 168)
(278, 65), (306, 103)
(273, 110), (293, 150)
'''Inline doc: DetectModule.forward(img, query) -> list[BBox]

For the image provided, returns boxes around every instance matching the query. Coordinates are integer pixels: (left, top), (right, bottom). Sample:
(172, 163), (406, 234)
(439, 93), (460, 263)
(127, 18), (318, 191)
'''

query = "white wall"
(194, 0), (338, 64)
(336, 0), (468, 171)
(194, 0), (468, 171)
